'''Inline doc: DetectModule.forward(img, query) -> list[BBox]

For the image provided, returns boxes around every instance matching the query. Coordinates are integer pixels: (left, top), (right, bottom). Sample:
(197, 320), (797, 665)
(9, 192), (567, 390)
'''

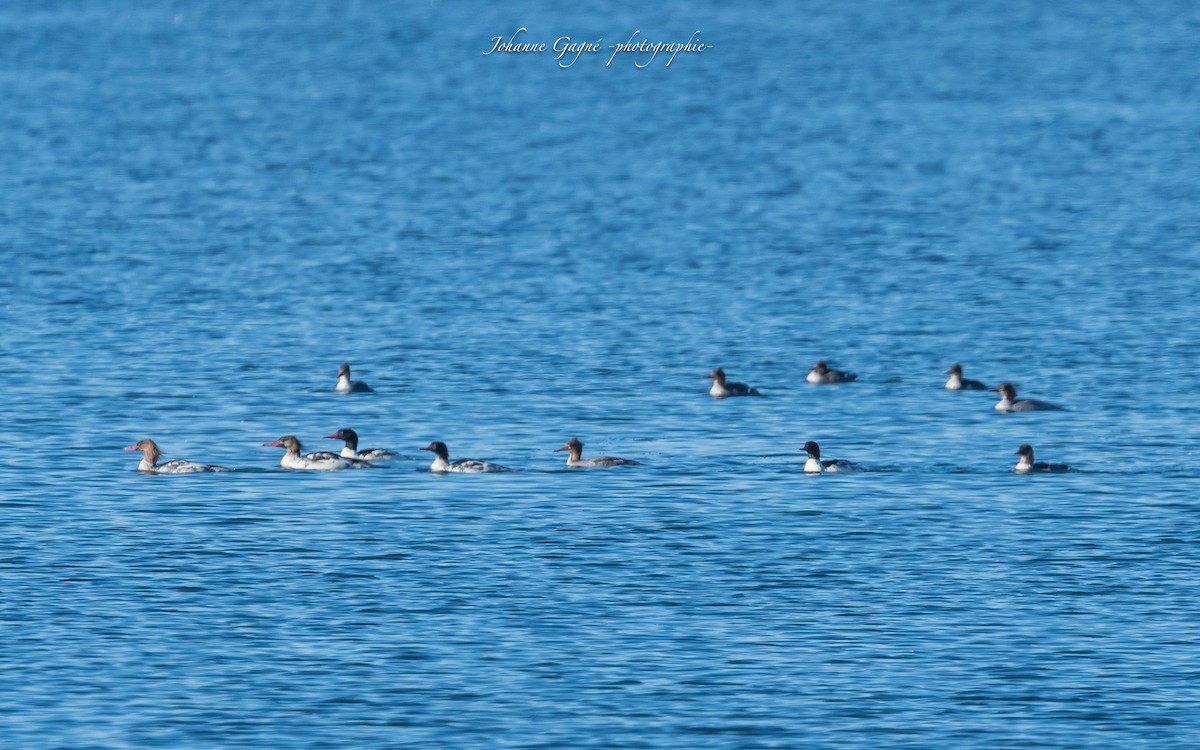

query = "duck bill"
(123, 444), (140, 451)
(263, 440), (283, 447)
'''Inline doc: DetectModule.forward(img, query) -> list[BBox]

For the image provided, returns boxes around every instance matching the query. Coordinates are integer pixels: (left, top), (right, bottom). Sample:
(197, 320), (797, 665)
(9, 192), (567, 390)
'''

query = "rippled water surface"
(3, 1), (1200, 747)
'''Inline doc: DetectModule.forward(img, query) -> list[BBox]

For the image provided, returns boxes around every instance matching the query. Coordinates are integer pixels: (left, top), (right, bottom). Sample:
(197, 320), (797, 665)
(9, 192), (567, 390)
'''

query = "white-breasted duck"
(336, 363), (373, 394)
(806, 361), (857, 384)
(324, 428), (399, 461)
(704, 367), (762, 398)
(1014, 444), (1071, 473)
(994, 382), (1063, 412)
(263, 435), (366, 470)
(124, 439), (232, 474)
(421, 442), (514, 473)
(945, 363), (989, 391)
(800, 441), (860, 473)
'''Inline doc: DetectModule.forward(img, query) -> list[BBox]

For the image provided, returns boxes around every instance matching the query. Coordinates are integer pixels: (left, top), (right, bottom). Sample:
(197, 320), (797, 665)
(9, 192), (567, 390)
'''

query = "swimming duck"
(263, 435), (362, 470)
(945, 363), (988, 391)
(124, 439), (231, 474)
(336, 363), (373, 394)
(704, 367), (761, 398)
(800, 441), (860, 473)
(555, 437), (641, 468)
(806, 361), (857, 384)
(421, 441), (514, 473)
(324, 428), (399, 461)
(994, 382), (1063, 412)
(1014, 444), (1071, 473)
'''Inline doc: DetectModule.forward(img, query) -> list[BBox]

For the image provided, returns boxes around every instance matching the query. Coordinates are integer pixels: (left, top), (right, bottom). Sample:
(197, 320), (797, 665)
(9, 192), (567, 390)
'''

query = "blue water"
(3, 1), (1200, 747)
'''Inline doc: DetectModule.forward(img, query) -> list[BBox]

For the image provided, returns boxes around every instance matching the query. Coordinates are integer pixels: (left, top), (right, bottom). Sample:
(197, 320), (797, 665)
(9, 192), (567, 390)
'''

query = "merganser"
(336, 363), (373, 394)
(806, 361), (857, 384)
(800, 441), (860, 473)
(994, 382), (1063, 412)
(555, 437), (641, 468)
(124, 439), (232, 474)
(324, 428), (399, 461)
(945, 363), (989, 391)
(421, 442), (514, 473)
(263, 435), (364, 470)
(1014, 444), (1071, 473)
(704, 367), (762, 398)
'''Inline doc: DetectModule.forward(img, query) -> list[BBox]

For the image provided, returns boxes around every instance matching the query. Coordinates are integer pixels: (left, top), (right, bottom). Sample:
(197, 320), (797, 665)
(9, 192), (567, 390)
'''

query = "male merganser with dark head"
(124, 439), (232, 474)
(994, 382), (1063, 412)
(421, 442), (514, 473)
(324, 428), (399, 461)
(704, 367), (761, 398)
(945, 363), (988, 391)
(806, 361), (857, 384)
(264, 435), (362, 470)
(800, 441), (860, 473)
(1014, 444), (1071, 473)
(555, 437), (641, 468)
(336, 363), (373, 394)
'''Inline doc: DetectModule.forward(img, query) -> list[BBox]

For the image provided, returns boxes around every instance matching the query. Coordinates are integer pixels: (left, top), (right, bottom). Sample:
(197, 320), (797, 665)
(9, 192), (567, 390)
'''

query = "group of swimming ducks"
(124, 433), (637, 475)
(125, 361), (1071, 476)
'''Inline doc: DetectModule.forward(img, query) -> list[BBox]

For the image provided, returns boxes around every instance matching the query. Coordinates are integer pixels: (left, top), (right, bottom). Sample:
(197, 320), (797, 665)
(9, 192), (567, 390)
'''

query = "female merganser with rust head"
(704, 368), (761, 398)
(324, 428), (399, 461)
(945, 363), (989, 391)
(994, 382), (1063, 412)
(336, 363), (373, 394)
(421, 442), (514, 473)
(264, 435), (363, 470)
(806, 361), (857, 384)
(800, 441), (860, 473)
(124, 439), (232, 474)
(555, 437), (641, 468)
(1014, 444), (1071, 473)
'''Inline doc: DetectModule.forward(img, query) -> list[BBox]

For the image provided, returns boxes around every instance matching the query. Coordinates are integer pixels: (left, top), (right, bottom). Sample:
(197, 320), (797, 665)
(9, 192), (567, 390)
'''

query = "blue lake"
(2, 1), (1199, 747)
